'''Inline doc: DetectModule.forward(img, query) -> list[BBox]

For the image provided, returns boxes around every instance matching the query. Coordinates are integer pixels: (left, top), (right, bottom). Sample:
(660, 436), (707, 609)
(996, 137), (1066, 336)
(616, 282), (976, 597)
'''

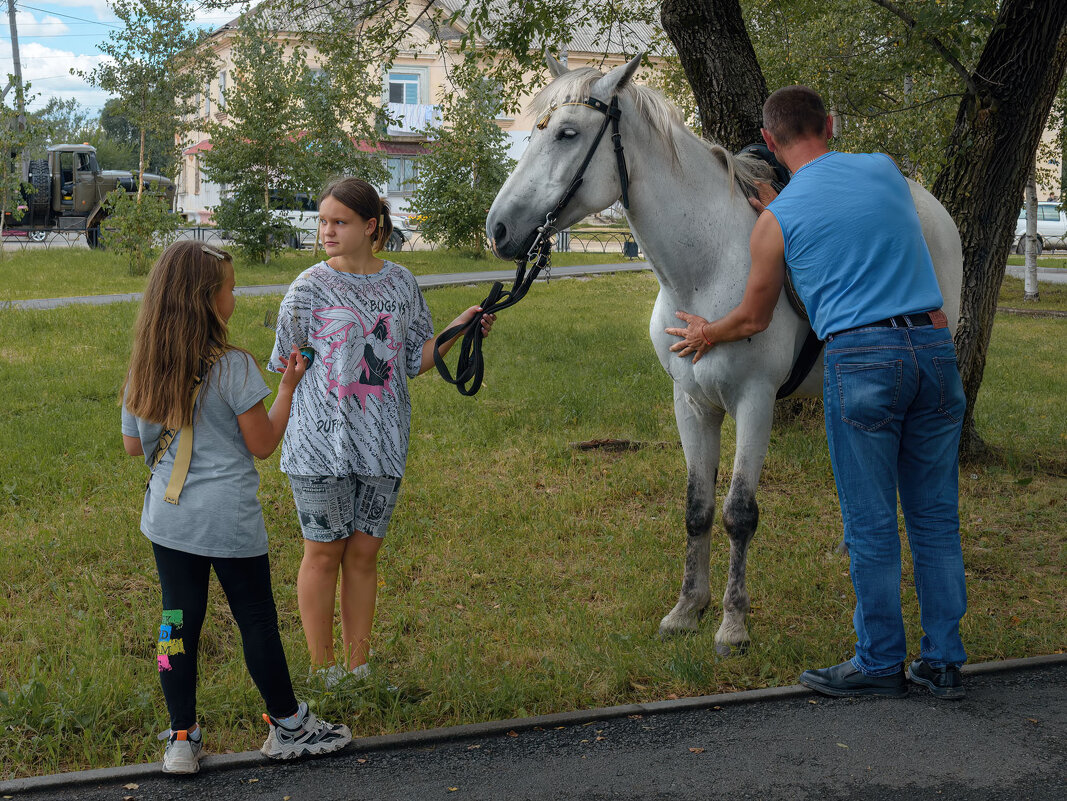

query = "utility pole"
(7, 0), (27, 176)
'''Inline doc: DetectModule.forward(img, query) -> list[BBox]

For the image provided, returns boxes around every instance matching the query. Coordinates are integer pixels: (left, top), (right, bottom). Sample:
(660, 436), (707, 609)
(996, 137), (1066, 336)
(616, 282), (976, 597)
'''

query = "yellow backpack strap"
(149, 349), (223, 505)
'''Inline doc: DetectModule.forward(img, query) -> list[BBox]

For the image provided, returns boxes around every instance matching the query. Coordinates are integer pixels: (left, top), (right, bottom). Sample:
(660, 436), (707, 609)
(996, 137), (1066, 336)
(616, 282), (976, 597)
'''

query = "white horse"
(486, 55), (963, 654)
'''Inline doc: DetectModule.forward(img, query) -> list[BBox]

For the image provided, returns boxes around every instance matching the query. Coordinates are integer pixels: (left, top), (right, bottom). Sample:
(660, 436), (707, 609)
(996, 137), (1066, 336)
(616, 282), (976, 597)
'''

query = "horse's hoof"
(714, 639), (749, 657)
(658, 612), (700, 638)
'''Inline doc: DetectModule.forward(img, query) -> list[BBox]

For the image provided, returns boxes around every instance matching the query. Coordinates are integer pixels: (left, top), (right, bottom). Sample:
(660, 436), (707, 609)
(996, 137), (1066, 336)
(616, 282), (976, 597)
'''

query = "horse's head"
(486, 54), (644, 260)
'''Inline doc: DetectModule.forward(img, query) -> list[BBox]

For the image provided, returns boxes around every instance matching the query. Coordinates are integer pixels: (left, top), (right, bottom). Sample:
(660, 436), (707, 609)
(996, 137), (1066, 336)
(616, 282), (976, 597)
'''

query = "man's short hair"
(763, 86), (827, 146)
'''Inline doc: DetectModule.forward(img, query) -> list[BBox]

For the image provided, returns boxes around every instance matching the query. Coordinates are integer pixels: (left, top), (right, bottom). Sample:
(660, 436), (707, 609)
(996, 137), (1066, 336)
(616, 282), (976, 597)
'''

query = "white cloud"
(0, 42), (113, 112)
(60, 0), (118, 21)
(15, 10), (70, 37)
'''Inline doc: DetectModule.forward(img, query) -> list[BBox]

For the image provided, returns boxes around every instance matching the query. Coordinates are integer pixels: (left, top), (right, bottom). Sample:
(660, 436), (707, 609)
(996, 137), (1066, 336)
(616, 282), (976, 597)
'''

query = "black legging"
(152, 542), (299, 730)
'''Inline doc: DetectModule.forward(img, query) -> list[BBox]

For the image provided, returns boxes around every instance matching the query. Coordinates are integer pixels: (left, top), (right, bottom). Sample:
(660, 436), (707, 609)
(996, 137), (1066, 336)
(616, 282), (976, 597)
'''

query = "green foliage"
(0, 81), (49, 255)
(202, 17), (386, 263)
(210, 185), (299, 263)
(100, 188), (183, 275)
(98, 97), (171, 174)
(738, 0), (997, 181)
(407, 68), (515, 255)
(80, 0), (216, 186)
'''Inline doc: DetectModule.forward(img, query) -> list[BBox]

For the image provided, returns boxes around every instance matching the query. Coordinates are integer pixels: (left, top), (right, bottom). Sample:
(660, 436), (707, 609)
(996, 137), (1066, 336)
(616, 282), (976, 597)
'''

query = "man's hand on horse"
(666, 311), (713, 364)
(748, 181), (779, 214)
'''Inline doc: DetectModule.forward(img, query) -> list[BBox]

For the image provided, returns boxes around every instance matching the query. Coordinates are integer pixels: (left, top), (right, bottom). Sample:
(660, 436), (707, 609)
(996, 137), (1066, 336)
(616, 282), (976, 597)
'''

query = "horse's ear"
(592, 52), (644, 98)
(546, 53), (568, 78)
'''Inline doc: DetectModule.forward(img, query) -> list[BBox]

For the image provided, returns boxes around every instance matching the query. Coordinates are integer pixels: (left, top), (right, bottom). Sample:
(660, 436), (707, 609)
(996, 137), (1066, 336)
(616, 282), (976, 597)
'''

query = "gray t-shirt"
(121, 349), (272, 558)
(268, 260), (433, 479)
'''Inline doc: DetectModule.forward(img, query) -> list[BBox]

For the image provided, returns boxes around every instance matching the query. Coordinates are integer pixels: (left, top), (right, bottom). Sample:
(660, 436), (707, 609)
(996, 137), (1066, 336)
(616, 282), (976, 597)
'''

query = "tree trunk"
(137, 125), (146, 204)
(660, 0), (766, 151)
(1023, 172), (1039, 300)
(931, 1), (1067, 460)
(264, 178), (271, 265)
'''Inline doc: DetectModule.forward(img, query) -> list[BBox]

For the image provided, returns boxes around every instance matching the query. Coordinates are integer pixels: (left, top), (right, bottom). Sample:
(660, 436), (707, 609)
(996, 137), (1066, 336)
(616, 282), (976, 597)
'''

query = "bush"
(100, 188), (182, 275)
(210, 186), (299, 264)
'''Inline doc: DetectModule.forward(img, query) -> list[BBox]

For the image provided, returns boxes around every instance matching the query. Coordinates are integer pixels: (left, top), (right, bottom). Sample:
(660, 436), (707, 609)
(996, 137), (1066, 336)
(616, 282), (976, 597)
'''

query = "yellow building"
(176, 1), (658, 225)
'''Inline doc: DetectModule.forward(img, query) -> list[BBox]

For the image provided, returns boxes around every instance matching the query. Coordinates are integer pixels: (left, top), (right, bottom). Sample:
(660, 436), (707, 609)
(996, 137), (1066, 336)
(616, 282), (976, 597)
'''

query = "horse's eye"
(556, 128), (577, 140)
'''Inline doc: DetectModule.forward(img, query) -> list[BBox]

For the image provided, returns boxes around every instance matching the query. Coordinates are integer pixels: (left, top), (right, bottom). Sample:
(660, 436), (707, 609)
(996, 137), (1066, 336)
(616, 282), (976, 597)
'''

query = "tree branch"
(869, 0), (978, 95)
(842, 89), (966, 119)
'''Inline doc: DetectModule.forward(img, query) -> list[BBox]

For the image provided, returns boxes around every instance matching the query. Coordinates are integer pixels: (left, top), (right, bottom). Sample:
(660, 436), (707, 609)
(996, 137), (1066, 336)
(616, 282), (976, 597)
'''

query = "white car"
(1014, 202), (1067, 255)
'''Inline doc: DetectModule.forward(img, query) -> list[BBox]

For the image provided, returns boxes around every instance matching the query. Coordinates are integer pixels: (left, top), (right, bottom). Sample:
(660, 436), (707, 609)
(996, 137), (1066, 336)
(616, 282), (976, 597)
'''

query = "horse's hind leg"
(659, 388), (723, 636)
(715, 393), (774, 655)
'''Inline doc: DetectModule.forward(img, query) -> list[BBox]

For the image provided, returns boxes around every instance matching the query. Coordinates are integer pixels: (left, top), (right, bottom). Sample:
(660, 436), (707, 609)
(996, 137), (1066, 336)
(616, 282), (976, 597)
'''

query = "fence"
(9, 224), (1066, 260)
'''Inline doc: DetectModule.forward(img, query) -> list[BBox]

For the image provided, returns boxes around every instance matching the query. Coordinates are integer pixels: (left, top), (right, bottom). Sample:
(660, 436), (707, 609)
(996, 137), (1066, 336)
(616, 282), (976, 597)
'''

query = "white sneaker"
(160, 728), (203, 774)
(309, 663), (352, 689)
(261, 702), (351, 760)
(347, 662), (371, 681)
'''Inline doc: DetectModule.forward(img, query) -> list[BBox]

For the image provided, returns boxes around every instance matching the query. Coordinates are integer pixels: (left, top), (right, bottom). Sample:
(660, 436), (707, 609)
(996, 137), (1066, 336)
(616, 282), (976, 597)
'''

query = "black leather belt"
(836, 311), (932, 336)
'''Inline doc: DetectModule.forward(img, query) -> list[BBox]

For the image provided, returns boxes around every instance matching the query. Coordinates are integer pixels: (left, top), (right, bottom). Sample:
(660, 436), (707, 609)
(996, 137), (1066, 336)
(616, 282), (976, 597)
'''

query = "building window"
(388, 72), (420, 104)
(204, 84), (211, 118)
(218, 71), (227, 110)
(387, 156), (417, 194)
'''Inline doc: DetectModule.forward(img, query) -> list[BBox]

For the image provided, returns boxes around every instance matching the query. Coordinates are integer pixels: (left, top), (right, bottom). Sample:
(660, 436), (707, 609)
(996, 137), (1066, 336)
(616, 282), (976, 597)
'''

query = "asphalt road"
(1005, 264), (1067, 284)
(10, 658), (1064, 801)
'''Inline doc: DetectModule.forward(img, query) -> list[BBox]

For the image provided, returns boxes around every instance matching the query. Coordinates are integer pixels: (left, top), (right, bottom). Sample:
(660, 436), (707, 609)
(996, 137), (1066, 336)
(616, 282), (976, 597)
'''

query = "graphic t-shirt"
(268, 260), (434, 479)
(121, 349), (272, 558)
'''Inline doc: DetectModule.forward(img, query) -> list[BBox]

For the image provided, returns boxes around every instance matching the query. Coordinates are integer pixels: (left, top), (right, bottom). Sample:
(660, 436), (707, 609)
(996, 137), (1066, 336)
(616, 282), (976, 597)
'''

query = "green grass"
(0, 248), (624, 302)
(0, 273), (1064, 779)
(998, 275), (1067, 311)
(1005, 255), (1067, 269)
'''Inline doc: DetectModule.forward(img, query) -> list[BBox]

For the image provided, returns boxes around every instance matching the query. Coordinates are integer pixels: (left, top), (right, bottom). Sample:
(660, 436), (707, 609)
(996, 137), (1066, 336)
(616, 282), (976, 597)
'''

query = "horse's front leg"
(659, 385), (724, 636)
(715, 392), (775, 655)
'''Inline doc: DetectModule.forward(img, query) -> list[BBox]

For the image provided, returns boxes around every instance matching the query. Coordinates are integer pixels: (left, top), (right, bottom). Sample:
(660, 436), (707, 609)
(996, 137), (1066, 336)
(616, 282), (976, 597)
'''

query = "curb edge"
(3, 652), (1063, 795)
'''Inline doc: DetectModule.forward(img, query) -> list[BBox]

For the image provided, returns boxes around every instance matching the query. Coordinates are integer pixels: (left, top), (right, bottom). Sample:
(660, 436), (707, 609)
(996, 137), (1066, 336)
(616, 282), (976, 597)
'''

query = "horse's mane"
(531, 68), (774, 197)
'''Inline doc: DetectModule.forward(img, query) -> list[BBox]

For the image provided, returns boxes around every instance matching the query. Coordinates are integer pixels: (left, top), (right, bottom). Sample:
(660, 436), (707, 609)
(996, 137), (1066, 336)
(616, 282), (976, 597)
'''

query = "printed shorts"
(288, 474), (402, 541)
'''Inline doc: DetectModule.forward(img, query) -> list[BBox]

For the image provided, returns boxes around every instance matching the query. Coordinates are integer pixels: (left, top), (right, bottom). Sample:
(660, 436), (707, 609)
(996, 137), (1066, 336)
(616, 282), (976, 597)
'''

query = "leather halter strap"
(538, 95), (630, 214)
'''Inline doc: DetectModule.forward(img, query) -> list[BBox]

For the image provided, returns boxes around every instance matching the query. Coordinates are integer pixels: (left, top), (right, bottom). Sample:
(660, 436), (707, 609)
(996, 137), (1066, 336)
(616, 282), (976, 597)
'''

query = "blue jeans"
(823, 322), (967, 675)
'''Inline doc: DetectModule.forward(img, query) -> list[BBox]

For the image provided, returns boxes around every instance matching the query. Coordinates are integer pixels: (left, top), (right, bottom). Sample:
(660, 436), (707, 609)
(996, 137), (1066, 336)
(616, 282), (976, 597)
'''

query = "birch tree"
(80, 0), (216, 199)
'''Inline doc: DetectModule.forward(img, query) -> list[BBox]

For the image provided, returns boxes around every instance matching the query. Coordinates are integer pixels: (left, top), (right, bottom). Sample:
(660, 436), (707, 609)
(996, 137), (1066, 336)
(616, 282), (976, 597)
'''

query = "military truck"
(5, 144), (175, 247)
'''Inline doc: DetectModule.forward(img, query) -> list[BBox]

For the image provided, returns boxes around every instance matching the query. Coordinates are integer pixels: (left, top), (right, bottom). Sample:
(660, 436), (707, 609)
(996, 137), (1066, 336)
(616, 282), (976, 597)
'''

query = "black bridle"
(433, 93), (630, 396)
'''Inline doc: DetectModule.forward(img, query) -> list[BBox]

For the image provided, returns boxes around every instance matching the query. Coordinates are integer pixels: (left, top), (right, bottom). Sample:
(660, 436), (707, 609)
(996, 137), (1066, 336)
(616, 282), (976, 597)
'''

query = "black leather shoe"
(909, 659), (965, 699)
(799, 661), (907, 698)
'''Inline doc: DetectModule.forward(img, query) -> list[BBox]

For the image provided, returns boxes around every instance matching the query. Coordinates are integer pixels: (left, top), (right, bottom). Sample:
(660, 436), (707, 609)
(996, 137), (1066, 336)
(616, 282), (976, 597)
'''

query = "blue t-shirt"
(767, 151), (943, 339)
(121, 349), (272, 558)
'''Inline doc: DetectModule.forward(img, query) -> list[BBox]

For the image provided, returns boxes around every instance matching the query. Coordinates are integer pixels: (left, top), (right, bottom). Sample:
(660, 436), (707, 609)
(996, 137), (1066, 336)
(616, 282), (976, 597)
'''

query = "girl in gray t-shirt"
(269, 178), (495, 686)
(121, 241), (351, 773)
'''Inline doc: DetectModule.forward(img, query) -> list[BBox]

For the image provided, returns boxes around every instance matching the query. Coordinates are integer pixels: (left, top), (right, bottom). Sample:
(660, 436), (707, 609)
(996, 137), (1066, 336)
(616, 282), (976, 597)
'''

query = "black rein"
(432, 94), (630, 396)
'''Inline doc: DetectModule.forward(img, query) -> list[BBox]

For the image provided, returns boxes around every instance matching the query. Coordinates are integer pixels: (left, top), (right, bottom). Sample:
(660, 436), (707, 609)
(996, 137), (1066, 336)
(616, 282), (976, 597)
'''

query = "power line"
(15, 3), (122, 28)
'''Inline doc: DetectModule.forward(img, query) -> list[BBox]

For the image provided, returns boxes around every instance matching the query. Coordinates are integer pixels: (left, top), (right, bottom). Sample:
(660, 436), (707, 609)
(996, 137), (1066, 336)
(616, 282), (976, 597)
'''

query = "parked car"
(280, 202), (408, 251)
(1014, 201), (1067, 255)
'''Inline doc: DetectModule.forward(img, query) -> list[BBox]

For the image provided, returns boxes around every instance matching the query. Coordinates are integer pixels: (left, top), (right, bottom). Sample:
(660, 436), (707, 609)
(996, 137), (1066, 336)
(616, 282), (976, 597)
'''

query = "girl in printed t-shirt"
(121, 241), (351, 774)
(269, 177), (495, 686)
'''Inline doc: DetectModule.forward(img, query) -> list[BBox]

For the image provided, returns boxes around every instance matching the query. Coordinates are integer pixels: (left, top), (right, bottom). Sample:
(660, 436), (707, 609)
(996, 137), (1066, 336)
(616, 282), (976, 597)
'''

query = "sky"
(0, 1), (245, 116)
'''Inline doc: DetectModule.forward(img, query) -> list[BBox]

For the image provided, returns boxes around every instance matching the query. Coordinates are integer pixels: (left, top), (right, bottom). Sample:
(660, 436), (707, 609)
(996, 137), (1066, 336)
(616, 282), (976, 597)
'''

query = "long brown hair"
(122, 241), (236, 428)
(319, 177), (394, 252)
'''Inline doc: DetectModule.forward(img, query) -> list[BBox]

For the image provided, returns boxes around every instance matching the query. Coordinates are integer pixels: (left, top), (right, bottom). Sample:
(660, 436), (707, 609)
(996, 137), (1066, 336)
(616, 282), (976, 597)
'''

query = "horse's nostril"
(493, 221), (507, 244)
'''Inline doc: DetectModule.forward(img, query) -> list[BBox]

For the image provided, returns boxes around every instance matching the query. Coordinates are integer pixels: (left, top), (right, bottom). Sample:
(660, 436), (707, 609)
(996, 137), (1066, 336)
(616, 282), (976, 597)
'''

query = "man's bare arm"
(666, 211), (787, 363)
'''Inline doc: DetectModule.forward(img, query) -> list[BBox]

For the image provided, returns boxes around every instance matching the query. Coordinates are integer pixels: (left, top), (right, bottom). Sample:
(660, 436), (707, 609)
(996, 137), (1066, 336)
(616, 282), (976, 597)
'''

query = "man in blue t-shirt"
(666, 86), (968, 700)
